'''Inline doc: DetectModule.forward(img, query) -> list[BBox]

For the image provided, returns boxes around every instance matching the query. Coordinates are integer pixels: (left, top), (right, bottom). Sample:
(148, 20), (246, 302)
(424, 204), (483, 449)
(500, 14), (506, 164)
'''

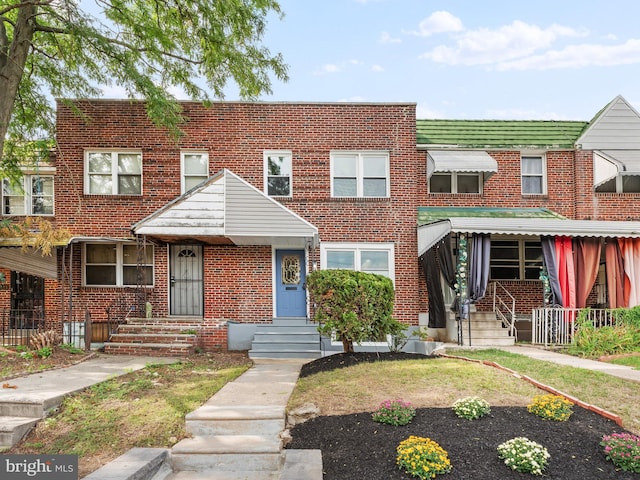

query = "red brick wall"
(53, 100), (422, 346)
(416, 148), (625, 317)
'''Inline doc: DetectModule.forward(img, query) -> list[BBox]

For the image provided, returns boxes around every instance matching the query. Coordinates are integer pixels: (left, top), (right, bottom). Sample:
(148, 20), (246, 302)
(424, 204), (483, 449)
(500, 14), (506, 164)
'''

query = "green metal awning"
(418, 207), (566, 225)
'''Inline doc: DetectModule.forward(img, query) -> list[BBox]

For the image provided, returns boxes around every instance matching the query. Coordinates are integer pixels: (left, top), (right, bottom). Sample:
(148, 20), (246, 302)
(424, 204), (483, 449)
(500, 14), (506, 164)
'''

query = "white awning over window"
(594, 150), (640, 187)
(427, 150), (498, 180)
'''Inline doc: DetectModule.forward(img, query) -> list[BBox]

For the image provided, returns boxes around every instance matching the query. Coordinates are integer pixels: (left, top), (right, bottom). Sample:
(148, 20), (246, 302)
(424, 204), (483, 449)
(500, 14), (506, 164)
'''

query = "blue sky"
(237, 0), (640, 121)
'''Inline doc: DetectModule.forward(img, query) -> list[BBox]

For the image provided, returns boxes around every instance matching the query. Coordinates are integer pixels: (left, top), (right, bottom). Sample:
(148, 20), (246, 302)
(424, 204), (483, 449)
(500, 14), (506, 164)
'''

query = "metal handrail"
(492, 281), (517, 339)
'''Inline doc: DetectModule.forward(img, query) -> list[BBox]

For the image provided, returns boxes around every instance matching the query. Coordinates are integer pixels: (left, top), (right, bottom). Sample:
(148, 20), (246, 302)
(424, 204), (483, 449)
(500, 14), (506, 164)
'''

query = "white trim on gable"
(577, 95), (640, 150)
(133, 169), (318, 247)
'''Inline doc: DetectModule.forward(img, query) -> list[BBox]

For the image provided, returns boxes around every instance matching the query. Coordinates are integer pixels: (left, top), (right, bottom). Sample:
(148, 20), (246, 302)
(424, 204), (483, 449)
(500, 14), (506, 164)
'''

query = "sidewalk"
(0, 354), (177, 452)
(498, 345), (640, 383)
(0, 354), (177, 410)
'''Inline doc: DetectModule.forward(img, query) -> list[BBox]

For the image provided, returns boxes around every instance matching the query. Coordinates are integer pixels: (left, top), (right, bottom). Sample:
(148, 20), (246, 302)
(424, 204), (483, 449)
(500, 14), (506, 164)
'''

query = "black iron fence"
(1, 308), (91, 350)
(1, 308), (46, 347)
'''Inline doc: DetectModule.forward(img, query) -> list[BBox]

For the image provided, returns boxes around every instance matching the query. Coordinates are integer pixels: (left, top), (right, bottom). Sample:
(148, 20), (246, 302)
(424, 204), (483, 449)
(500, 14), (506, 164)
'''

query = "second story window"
(429, 173), (482, 193)
(595, 175), (640, 193)
(521, 155), (546, 195)
(181, 152), (209, 193)
(331, 151), (389, 198)
(2, 175), (54, 216)
(85, 151), (142, 195)
(264, 151), (292, 197)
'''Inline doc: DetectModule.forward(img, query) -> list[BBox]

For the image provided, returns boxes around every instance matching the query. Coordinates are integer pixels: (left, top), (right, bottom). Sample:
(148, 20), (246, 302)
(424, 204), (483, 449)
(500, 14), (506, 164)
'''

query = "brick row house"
(2, 95), (640, 356)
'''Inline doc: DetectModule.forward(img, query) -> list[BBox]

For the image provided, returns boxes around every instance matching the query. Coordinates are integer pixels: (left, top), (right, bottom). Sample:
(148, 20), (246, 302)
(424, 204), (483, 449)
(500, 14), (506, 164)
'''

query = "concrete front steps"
(104, 317), (202, 357)
(249, 318), (321, 360)
(458, 311), (516, 347)
(163, 405), (287, 479)
(0, 398), (57, 449)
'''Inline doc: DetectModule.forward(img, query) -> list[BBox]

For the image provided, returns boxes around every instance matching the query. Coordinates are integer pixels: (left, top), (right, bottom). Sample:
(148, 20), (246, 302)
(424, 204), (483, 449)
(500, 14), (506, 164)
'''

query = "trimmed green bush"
(306, 269), (406, 352)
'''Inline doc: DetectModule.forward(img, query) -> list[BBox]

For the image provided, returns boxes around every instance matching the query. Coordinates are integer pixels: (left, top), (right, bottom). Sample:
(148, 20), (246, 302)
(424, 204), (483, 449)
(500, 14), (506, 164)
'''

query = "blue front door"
(275, 249), (306, 317)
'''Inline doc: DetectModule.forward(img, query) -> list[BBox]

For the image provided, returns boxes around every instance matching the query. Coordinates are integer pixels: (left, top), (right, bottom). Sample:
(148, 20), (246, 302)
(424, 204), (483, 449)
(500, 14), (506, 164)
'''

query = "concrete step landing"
(0, 416), (41, 449)
(185, 405), (284, 437)
(171, 434), (282, 472)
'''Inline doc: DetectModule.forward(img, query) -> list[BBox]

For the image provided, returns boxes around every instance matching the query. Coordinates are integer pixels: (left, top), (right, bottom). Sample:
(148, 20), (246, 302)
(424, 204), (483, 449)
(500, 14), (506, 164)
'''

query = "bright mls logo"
(1, 455), (77, 479)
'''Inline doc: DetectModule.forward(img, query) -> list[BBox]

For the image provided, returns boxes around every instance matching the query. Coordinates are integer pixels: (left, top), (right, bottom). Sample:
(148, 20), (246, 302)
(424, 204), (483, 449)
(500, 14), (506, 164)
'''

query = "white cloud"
(380, 31), (401, 44)
(421, 20), (586, 66)
(313, 60), (366, 75)
(406, 11), (463, 37)
(497, 39), (640, 70)
(371, 64), (384, 72)
(313, 63), (342, 75)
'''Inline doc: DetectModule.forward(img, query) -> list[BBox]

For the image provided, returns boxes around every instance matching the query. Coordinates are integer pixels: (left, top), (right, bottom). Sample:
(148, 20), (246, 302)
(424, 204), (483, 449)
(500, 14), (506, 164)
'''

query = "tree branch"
(33, 23), (67, 34)
(0, 1), (51, 18)
(0, 19), (8, 70)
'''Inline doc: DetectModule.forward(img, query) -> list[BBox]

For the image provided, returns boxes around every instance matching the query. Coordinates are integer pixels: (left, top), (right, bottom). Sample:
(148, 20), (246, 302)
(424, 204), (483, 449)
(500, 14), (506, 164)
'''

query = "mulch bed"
(288, 352), (637, 479)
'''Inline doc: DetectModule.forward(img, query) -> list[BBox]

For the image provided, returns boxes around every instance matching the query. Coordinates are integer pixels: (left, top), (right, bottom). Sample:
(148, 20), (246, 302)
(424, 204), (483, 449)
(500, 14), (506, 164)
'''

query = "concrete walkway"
(84, 358), (322, 480)
(498, 345), (640, 383)
(3, 347), (639, 479)
(0, 354), (177, 451)
(0, 354), (177, 410)
(440, 343), (640, 383)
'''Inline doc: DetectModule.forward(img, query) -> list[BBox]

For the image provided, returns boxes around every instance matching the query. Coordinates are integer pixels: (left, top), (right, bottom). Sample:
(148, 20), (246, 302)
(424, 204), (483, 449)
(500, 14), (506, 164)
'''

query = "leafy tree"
(306, 269), (406, 353)
(0, 0), (288, 170)
(0, 217), (70, 255)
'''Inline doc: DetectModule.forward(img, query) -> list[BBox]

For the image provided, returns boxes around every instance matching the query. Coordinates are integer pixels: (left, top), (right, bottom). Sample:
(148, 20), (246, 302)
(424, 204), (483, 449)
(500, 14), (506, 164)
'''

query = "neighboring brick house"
(417, 95), (640, 343)
(44, 99), (421, 354)
(2, 95), (640, 354)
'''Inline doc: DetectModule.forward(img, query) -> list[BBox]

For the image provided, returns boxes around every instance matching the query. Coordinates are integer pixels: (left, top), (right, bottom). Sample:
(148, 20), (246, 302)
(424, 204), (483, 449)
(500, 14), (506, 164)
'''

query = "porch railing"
(531, 307), (615, 346)
(102, 289), (148, 342)
(491, 281), (517, 339)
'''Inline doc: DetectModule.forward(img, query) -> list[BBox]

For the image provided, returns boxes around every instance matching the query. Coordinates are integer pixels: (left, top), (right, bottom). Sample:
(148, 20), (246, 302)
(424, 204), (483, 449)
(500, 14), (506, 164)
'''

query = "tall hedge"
(306, 269), (404, 352)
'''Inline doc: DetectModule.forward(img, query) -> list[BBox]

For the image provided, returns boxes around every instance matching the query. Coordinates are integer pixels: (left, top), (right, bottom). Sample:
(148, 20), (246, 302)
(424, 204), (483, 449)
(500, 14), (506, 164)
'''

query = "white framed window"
(429, 173), (482, 193)
(490, 239), (542, 281)
(595, 175), (640, 193)
(331, 151), (389, 198)
(320, 242), (395, 282)
(264, 150), (292, 197)
(321, 242), (395, 346)
(85, 151), (142, 195)
(181, 152), (209, 193)
(2, 175), (54, 215)
(84, 243), (154, 287)
(521, 155), (546, 195)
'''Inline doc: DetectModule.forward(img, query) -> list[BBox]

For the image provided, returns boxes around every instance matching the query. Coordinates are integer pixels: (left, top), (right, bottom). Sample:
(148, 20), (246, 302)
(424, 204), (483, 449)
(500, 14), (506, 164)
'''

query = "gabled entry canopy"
(417, 207), (640, 256)
(133, 169), (319, 247)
